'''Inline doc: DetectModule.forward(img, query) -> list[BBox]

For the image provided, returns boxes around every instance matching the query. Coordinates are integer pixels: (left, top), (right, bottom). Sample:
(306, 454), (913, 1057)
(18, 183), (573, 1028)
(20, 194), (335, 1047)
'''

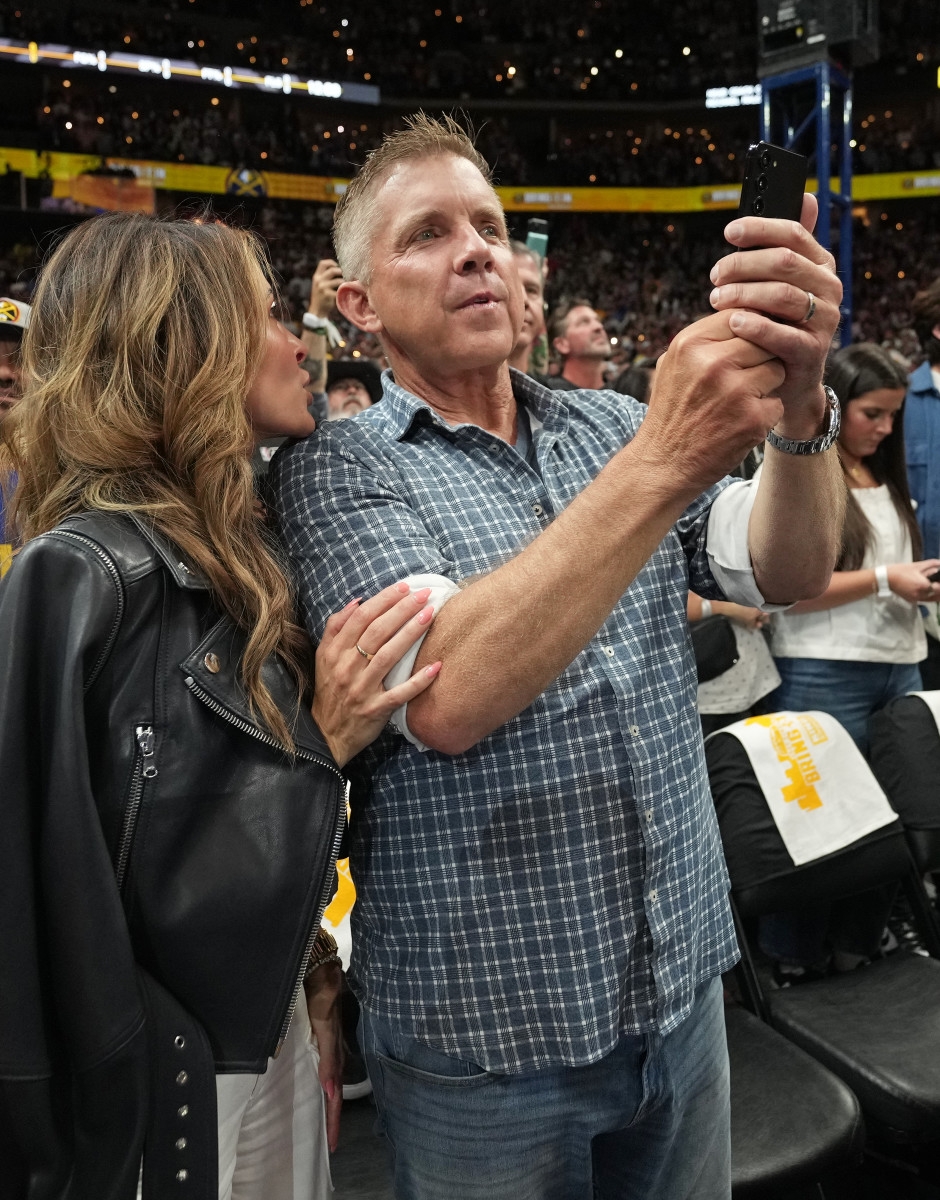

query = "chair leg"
(730, 898), (770, 1022)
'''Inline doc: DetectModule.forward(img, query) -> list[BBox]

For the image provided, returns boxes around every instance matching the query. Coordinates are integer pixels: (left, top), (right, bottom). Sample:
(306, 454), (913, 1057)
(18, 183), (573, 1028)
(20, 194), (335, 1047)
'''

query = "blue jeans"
(359, 976), (730, 1200)
(768, 657), (922, 756)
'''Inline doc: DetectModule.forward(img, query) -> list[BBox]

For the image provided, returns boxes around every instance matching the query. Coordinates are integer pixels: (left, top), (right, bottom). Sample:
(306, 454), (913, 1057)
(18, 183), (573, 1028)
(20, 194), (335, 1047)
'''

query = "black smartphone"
(929, 568), (940, 585)
(526, 217), (549, 260)
(737, 141), (807, 222)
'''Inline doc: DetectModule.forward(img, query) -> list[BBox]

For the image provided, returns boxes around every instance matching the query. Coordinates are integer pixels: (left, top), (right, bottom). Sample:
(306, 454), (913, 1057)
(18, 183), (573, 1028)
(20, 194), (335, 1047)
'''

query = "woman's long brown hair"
(826, 342), (922, 571)
(3, 213), (312, 750)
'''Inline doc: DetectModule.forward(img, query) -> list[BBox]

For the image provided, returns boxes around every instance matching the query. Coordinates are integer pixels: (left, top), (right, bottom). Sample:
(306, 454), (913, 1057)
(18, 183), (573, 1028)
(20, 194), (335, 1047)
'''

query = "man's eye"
(415, 229), (435, 241)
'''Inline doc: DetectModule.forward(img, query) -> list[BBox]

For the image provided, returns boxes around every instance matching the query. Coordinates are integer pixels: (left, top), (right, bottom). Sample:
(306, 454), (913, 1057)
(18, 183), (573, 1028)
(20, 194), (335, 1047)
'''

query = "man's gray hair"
(333, 112), (496, 284)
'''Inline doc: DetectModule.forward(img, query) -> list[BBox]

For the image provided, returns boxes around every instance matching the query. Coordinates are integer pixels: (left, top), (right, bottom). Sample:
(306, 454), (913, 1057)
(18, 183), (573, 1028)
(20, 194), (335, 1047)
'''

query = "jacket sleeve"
(0, 533), (149, 1200)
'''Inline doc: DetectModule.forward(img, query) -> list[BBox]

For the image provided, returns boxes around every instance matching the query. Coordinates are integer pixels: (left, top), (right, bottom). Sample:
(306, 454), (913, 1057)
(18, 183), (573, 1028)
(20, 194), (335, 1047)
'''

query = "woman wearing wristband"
(0, 214), (441, 1200)
(767, 342), (939, 754)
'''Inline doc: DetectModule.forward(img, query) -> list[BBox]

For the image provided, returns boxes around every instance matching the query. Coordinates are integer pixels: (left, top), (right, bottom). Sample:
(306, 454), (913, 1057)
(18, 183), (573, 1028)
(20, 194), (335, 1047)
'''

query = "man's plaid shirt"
(270, 370), (740, 1074)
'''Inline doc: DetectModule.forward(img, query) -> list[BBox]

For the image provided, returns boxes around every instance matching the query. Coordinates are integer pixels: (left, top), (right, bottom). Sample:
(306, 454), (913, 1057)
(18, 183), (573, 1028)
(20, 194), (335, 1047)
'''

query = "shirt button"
(532, 503), (544, 516)
(645, 810), (654, 822)
(630, 724), (640, 736)
(604, 646), (615, 658)
(649, 888), (659, 902)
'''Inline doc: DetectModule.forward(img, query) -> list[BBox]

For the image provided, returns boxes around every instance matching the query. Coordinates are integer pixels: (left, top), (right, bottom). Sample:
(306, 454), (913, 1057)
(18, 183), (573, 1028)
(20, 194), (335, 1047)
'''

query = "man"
(271, 114), (843, 1199)
(549, 296), (612, 389)
(325, 357), (382, 420)
(0, 296), (29, 420)
(905, 277), (940, 686)
(507, 240), (546, 375)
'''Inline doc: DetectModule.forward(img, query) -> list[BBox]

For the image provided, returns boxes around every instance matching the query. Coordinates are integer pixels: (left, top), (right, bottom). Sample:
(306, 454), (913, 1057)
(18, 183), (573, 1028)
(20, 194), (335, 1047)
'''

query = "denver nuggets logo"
(225, 168), (268, 198)
(0, 300), (20, 325)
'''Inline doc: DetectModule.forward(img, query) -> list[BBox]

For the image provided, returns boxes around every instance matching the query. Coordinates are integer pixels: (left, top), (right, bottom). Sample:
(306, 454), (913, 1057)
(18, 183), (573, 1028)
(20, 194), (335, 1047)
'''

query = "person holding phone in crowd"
(0, 213), (441, 1200)
(270, 114), (845, 1200)
(767, 341), (940, 753)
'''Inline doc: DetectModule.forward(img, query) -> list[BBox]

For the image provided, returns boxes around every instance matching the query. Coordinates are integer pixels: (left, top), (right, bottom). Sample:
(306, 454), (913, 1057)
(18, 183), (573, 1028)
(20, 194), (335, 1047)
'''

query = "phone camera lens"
(753, 196), (766, 215)
(756, 174), (768, 191)
(759, 149), (772, 169)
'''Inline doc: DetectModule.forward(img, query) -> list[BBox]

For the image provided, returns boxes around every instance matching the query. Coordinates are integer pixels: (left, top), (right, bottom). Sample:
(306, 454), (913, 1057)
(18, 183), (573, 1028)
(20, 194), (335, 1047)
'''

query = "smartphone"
(526, 217), (549, 260)
(737, 141), (807, 222)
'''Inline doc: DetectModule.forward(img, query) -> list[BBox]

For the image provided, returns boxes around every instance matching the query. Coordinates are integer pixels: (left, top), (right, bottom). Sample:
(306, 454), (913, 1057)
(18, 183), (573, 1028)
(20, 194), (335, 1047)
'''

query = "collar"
(909, 359), (940, 398)
(371, 366), (571, 443)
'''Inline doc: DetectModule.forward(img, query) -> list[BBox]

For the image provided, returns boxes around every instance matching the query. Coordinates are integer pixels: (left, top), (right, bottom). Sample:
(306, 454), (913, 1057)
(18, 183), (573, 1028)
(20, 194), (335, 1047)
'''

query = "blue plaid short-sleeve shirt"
(269, 370), (739, 1074)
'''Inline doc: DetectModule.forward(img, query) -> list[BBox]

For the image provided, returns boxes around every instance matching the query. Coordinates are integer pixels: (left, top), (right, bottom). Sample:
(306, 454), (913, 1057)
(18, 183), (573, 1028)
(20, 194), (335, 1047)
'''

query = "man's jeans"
(360, 976), (730, 1200)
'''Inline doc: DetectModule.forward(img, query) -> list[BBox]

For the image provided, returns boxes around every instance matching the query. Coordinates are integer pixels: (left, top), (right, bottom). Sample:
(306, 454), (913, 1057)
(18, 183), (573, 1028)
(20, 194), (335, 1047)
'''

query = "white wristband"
(700, 599), (713, 619)
(874, 565), (891, 598)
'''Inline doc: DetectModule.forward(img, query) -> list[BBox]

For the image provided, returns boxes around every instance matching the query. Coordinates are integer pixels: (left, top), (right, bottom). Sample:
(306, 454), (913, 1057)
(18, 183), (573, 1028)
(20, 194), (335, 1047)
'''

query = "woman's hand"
(305, 961), (343, 1153)
(886, 559), (940, 605)
(313, 582), (442, 767)
(722, 603), (769, 630)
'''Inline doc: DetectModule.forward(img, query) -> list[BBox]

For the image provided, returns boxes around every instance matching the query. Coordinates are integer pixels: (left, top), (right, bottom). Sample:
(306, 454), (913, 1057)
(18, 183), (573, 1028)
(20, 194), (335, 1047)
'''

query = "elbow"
(406, 700), (487, 757)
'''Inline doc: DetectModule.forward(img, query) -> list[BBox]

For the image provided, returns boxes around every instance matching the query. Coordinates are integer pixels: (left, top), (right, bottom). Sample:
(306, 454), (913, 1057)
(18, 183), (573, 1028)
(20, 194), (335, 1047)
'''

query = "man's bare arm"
(408, 312), (789, 754)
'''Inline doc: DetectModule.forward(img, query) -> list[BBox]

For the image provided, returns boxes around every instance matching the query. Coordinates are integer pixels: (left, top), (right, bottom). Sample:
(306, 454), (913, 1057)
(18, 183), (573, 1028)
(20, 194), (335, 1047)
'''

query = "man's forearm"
(748, 441), (844, 605)
(408, 439), (697, 754)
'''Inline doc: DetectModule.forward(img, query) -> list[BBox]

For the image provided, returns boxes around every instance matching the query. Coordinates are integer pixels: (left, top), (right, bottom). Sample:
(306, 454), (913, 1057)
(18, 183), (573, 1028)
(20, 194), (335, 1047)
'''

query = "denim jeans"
(359, 976), (730, 1200)
(768, 657), (923, 756)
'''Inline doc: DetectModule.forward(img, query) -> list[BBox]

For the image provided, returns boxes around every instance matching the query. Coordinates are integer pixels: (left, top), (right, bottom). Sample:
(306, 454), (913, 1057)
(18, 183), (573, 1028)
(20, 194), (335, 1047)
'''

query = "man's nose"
(455, 226), (493, 273)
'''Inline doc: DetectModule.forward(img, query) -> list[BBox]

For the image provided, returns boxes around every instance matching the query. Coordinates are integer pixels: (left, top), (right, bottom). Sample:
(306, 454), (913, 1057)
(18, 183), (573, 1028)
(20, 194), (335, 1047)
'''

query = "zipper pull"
(135, 724), (159, 778)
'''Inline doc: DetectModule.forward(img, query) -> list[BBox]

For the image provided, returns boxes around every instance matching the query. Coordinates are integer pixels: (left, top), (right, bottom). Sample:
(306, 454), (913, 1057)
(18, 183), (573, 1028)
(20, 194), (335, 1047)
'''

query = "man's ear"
(932, 323), (940, 344)
(337, 280), (383, 334)
(553, 334), (570, 358)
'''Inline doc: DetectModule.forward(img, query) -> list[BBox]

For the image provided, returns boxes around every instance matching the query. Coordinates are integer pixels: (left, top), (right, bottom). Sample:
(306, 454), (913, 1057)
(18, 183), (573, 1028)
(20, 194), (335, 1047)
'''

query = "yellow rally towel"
(715, 711), (897, 866)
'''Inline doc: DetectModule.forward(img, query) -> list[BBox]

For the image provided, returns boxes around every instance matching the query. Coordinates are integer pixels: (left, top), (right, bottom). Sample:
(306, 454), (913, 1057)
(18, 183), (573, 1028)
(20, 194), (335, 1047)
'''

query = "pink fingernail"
(425, 661), (442, 678)
(416, 604), (434, 625)
(396, 581), (410, 594)
(412, 586), (431, 604)
(344, 599), (361, 611)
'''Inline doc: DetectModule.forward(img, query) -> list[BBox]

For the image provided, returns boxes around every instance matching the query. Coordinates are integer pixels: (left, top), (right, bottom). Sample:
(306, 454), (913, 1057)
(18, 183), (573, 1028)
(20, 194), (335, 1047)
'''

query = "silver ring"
(800, 291), (816, 323)
(355, 643), (374, 661)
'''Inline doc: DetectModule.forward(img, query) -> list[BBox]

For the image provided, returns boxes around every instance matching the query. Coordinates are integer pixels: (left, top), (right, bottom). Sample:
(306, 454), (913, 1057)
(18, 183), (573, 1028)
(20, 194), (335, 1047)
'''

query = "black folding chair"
(870, 693), (940, 931)
(726, 1002), (864, 1197)
(706, 729), (940, 1150)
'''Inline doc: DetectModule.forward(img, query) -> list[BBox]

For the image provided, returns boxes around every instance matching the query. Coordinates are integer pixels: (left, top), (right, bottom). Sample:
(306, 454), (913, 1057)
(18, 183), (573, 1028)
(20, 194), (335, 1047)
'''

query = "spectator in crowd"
(768, 341), (939, 752)
(507, 240), (546, 376)
(548, 297), (612, 389)
(301, 258), (345, 395)
(905, 276), (940, 686)
(325, 358), (383, 420)
(0, 212), (443, 1200)
(0, 296), (28, 420)
(687, 593), (780, 735)
(270, 114), (844, 1199)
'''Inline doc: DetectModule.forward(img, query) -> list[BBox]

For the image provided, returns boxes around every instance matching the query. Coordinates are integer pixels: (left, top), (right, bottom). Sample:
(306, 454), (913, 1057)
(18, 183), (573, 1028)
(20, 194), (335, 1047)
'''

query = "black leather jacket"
(0, 512), (345, 1200)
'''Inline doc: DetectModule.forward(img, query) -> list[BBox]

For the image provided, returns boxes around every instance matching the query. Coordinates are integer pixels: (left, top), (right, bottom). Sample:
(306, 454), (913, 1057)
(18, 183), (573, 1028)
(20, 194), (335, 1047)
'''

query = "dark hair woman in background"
(767, 341), (939, 752)
(0, 213), (441, 1200)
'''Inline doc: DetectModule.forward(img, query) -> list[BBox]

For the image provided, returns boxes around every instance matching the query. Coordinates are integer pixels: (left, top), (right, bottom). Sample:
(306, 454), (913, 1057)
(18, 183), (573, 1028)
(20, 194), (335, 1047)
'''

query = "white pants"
(216, 1008), (333, 1200)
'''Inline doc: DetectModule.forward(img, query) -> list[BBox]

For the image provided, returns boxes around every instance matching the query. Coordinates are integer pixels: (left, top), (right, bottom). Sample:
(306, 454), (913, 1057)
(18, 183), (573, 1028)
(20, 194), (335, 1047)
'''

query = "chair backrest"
(869, 693), (940, 875)
(705, 729), (910, 921)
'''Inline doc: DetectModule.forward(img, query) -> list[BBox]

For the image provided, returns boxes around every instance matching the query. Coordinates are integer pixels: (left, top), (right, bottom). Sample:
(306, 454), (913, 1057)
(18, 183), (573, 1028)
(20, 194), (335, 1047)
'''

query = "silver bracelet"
(765, 386), (841, 456)
(700, 599), (713, 619)
(874, 564), (891, 598)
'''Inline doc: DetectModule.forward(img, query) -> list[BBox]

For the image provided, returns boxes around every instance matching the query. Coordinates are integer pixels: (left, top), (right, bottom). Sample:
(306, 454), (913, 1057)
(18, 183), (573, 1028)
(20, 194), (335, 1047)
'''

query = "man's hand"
(707, 193), (842, 436)
(309, 259), (344, 319)
(638, 310), (787, 499)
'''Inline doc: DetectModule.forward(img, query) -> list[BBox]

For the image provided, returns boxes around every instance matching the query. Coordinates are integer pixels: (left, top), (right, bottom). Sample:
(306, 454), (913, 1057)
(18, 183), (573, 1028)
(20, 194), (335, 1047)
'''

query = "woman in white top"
(767, 342), (940, 756)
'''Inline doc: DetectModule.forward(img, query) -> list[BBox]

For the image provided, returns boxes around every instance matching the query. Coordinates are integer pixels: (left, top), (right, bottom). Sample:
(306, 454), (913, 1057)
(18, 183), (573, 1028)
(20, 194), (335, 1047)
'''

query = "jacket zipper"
(115, 725), (158, 892)
(183, 673), (346, 1055)
(50, 531), (125, 691)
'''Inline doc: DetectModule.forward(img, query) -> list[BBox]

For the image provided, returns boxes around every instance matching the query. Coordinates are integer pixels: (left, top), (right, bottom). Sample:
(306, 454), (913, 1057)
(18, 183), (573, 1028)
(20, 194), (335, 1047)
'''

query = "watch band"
(765, 385), (841, 456)
(304, 927), (341, 980)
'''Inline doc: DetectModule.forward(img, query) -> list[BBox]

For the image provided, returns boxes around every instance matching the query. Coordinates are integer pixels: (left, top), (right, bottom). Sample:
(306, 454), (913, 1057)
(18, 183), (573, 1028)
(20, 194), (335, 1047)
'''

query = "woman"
(0, 213), (440, 1200)
(768, 342), (940, 754)
(761, 342), (939, 981)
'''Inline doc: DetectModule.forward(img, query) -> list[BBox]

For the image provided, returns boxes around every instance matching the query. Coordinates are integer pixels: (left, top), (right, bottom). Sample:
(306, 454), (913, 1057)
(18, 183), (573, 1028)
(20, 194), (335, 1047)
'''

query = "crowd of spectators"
(4, 201), (940, 377)
(2, 0), (938, 103)
(20, 77), (940, 189)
